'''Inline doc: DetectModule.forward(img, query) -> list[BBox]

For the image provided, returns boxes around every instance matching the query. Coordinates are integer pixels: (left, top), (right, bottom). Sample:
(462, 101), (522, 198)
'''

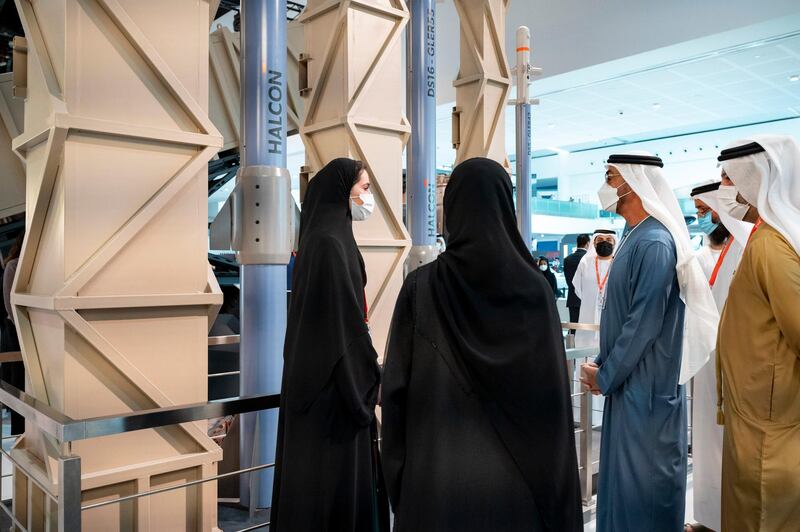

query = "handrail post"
(58, 455), (81, 532)
(579, 372), (593, 505)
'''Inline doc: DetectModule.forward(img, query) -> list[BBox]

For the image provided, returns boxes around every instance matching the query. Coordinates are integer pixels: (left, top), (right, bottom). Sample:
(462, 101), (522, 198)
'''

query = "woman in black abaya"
(381, 157), (582, 531)
(538, 256), (559, 298)
(271, 158), (386, 531)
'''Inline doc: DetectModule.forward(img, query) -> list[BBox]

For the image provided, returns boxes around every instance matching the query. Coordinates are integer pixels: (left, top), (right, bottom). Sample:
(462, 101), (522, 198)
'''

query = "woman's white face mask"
(715, 185), (750, 221)
(350, 193), (375, 221)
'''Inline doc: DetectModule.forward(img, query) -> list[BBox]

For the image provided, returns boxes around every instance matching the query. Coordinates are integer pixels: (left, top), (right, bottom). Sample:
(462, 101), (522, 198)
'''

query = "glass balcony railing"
(532, 197), (600, 219)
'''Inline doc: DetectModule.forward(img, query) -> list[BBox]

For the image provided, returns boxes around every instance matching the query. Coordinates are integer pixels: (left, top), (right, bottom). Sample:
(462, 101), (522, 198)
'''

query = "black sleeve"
(333, 333), (380, 428)
(380, 273), (415, 511)
(564, 255), (576, 286)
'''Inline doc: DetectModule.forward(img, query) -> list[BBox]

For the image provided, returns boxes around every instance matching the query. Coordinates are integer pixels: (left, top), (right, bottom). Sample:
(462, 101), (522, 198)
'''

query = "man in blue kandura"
(581, 152), (718, 532)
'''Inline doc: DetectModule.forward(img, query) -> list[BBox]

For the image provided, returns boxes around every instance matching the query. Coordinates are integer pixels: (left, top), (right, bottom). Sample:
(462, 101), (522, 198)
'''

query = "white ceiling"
(434, 0), (800, 104)
(529, 34), (800, 150)
(433, 29), (800, 168)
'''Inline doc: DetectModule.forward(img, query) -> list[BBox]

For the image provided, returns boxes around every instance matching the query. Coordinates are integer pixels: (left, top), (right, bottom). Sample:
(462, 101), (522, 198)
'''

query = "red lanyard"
(709, 238), (734, 288)
(595, 257), (611, 292)
(747, 218), (763, 243)
(363, 290), (369, 324)
(709, 219), (762, 288)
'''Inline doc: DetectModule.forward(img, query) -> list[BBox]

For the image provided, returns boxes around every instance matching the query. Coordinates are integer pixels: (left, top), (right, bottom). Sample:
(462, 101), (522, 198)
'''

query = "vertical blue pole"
(406, 0), (437, 272)
(516, 102), (532, 248)
(239, 0), (287, 508)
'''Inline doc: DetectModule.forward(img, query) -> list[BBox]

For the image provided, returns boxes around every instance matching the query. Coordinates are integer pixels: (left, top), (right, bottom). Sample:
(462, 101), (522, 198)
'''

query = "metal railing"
(562, 322), (600, 506)
(0, 327), (605, 529)
(0, 376), (279, 532)
(208, 334), (242, 379)
(208, 335), (241, 346)
(532, 198), (600, 219)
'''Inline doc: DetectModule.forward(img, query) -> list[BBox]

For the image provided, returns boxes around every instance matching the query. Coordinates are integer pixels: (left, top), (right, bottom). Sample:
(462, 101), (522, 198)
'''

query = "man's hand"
(580, 362), (602, 396)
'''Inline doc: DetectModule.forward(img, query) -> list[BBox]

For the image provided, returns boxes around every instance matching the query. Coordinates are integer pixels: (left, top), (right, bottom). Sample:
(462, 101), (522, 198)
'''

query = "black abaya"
(271, 158), (383, 531)
(381, 158), (582, 531)
(540, 266), (559, 297)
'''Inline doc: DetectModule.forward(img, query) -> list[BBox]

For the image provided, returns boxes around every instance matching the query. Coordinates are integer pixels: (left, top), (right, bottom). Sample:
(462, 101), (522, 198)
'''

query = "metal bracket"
(451, 106), (461, 149)
(299, 53), (311, 96)
(405, 245), (438, 274)
(12, 37), (27, 98)
(231, 165), (293, 265)
(299, 165), (312, 202)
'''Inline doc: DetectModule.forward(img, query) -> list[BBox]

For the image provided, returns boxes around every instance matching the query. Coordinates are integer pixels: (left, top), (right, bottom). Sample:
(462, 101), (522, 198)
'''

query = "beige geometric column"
(209, 23), (305, 151)
(0, 72), (25, 219)
(298, 0), (411, 356)
(452, 0), (511, 166)
(11, 0), (222, 529)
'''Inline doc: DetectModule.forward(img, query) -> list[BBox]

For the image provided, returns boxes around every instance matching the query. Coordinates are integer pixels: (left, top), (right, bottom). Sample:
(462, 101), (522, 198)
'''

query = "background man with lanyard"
(573, 229), (617, 349)
(564, 233), (590, 330)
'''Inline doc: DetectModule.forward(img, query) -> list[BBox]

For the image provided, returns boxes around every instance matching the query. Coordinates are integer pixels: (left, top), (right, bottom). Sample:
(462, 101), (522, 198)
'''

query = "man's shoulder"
(750, 224), (798, 261)
(637, 218), (676, 248)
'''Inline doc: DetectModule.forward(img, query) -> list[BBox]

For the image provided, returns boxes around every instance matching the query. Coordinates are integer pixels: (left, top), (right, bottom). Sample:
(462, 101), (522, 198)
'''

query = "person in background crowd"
(537, 256), (558, 298)
(573, 229), (617, 348)
(1, 230), (25, 435)
(382, 157), (582, 532)
(692, 183), (731, 279)
(715, 136), (800, 531)
(685, 181), (751, 532)
(564, 234), (590, 331)
(581, 152), (717, 532)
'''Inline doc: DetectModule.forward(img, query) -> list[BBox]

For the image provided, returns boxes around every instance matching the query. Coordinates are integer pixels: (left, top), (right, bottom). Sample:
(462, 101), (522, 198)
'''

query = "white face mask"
(350, 193), (375, 221)
(597, 182), (632, 213)
(716, 185), (750, 221)
(539, 264), (548, 271)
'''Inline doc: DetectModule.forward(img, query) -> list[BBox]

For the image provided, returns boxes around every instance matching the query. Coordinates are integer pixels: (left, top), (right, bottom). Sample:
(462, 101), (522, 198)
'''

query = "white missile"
(516, 26), (531, 101)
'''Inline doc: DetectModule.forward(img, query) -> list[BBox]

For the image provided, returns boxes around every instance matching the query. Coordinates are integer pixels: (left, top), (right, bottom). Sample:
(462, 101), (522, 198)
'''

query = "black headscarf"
(537, 255), (558, 296)
(282, 158), (373, 413)
(432, 158), (581, 530)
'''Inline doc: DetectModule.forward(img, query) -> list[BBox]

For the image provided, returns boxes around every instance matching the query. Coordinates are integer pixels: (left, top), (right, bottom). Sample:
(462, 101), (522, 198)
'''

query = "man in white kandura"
(692, 183), (732, 279)
(573, 229), (617, 348)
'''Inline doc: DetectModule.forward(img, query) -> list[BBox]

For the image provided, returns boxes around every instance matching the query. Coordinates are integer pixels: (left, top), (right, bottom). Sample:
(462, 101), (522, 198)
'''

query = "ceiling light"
(652, 103), (661, 110)
(789, 74), (800, 82)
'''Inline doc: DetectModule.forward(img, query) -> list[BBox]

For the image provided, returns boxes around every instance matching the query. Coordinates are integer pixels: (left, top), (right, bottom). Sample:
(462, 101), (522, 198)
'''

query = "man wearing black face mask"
(573, 229), (617, 348)
(564, 234), (590, 328)
(595, 238), (614, 259)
